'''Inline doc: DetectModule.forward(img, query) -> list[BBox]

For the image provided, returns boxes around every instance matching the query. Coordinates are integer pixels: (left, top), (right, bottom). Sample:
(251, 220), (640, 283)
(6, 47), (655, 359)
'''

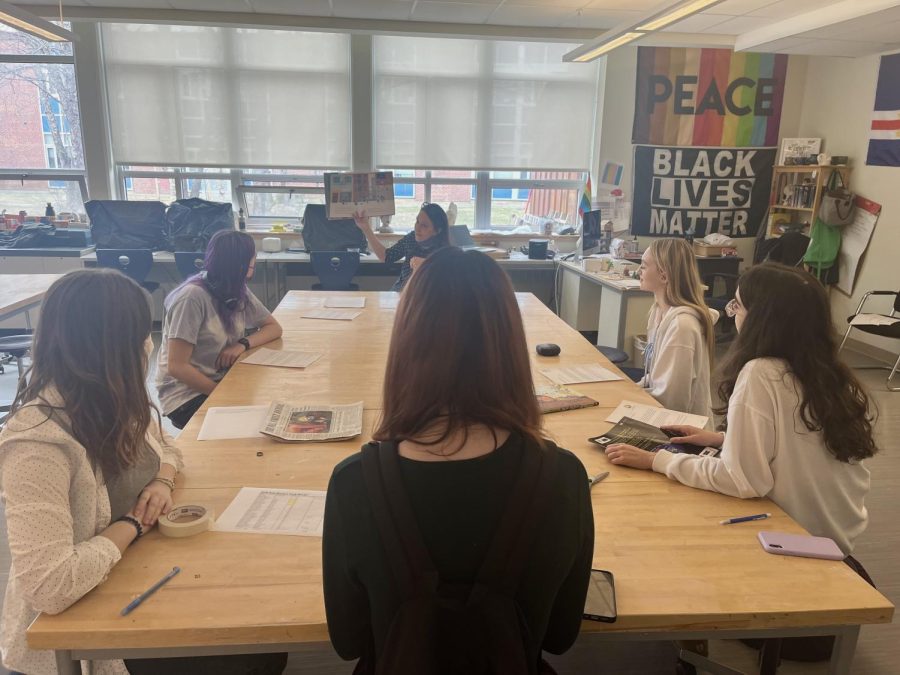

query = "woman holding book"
(636, 238), (715, 420)
(322, 247), (593, 673)
(156, 229), (282, 429)
(605, 263), (876, 557)
(352, 203), (450, 291)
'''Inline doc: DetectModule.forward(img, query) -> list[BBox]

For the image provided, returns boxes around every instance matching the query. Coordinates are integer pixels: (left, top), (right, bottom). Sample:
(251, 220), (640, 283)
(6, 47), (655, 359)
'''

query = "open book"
(536, 384), (599, 415)
(588, 417), (717, 456)
(260, 401), (364, 442)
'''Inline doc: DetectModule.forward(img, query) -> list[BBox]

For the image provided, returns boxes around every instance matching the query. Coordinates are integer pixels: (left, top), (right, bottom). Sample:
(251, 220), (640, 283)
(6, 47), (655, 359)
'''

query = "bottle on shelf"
(45, 202), (55, 218)
(238, 208), (246, 231)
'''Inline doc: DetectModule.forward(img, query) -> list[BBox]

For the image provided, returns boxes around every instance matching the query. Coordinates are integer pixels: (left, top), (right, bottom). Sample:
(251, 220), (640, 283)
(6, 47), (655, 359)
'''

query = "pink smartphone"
(757, 531), (844, 560)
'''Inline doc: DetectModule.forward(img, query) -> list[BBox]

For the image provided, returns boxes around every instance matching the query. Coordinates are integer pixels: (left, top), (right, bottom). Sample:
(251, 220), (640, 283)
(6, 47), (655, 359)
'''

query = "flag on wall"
(866, 52), (900, 167)
(633, 47), (788, 147)
(578, 175), (592, 220)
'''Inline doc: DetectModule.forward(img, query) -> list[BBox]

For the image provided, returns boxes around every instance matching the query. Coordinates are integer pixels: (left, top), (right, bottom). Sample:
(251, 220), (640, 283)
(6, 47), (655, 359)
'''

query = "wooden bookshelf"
(767, 165), (851, 237)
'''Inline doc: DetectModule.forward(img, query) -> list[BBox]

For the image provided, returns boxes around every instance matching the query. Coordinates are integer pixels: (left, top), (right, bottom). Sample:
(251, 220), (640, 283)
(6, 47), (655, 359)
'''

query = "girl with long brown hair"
(0, 269), (183, 675)
(637, 237), (716, 420)
(322, 247), (593, 674)
(605, 263), (877, 557)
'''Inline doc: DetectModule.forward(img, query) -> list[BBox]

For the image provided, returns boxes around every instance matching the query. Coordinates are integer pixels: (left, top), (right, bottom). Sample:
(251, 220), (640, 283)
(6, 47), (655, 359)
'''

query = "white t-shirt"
(652, 357), (870, 555)
(156, 283), (271, 414)
(640, 305), (713, 422)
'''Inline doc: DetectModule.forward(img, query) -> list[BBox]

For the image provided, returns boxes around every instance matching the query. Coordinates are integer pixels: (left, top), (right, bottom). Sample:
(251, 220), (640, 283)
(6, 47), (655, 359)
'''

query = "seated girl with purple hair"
(156, 230), (283, 430)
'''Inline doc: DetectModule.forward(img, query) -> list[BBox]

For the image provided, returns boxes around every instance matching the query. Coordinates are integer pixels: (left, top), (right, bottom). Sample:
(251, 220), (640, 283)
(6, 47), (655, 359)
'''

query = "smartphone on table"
(583, 569), (617, 623)
(757, 532), (844, 560)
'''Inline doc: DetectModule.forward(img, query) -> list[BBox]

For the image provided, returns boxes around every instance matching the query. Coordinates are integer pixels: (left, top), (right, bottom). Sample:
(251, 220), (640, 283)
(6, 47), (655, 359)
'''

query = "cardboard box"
(693, 241), (723, 257)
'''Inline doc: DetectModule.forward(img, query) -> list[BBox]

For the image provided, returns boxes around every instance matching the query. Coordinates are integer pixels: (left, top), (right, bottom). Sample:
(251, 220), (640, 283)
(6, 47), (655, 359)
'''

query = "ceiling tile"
(510, 0), (585, 7)
(746, 0), (846, 19)
(411, 1), (496, 24)
(556, 8), (643, 30)
(332, 0), (413, 20)
(583, 0), (666, 10)
(790, 38), (894, 57)
(702, 15), (772, 34)
(81, 0), (176, 8)
(250, 0), (333, 15)
(488, 4), (573, 27)
(712, 0), (778, 14)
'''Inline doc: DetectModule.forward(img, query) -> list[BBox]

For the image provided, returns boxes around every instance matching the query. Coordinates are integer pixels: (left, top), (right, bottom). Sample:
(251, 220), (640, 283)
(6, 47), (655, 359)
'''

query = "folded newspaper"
(260, 401), (364, 442)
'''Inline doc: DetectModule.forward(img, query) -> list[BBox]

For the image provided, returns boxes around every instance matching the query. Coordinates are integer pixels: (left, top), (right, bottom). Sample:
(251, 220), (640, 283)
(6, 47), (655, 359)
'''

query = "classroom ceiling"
(16, 0), (900, 56)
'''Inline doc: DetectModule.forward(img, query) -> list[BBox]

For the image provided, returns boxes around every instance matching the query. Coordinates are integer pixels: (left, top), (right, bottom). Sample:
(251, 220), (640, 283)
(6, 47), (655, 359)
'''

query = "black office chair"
(0, 334), (32, 426)
(311, 251), (361, 291)
(96, 249), (160, 294)
(838, 289), (900, 391)
(175, 251), (205, 280)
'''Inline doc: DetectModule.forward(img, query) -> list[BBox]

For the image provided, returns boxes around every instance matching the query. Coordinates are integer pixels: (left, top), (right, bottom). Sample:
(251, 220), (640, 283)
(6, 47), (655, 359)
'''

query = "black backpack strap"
(361, 441), (438, 598)
(475, 438), (559, 597)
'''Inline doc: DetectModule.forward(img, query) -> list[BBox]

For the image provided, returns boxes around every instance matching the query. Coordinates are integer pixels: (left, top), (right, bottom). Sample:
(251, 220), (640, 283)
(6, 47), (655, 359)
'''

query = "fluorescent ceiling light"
(572, 33), (644, 62)
(0, 1), (72, 42)
(564, 0), (727, 62)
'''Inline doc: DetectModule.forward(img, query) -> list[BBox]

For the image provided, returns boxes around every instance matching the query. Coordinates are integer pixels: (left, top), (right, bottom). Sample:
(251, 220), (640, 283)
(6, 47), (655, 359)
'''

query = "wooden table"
(0, 273), (62, 326)
(30, 292), (893, 675)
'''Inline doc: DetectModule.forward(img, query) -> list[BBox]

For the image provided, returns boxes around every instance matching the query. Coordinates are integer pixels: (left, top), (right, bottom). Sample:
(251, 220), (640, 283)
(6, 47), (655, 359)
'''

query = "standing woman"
(323, 248), (593, 673)
(157, 230), (282, 429)
(637, 238), (715, 420)
(0, 270), (183, 675)
(353, 203), (450, 291)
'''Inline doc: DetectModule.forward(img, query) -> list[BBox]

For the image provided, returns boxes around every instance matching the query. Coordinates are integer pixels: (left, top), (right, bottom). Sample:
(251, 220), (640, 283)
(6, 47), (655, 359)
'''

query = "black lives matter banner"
(631, 145), (776, 238)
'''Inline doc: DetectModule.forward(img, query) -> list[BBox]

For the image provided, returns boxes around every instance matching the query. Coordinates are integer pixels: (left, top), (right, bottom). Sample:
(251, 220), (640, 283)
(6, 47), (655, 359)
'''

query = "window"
(101, 25), (352, 169)
(373, 36), (599, 171)
(0, 25), (87, 217)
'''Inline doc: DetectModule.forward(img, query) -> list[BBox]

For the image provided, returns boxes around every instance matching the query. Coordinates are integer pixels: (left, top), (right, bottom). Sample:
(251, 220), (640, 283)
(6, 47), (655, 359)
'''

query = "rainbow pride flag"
(633, 47), (788, 147)
(578, 175), (592, 220)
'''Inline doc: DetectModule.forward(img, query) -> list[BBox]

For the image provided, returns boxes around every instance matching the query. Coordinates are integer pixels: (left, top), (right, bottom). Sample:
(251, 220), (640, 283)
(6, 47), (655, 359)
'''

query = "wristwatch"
(238, 337), (251, 351)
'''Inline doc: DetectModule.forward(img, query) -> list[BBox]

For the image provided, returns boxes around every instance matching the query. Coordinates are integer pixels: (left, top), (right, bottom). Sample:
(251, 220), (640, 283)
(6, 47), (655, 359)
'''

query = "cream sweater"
(640, 305), (713, 422)
(0, 390), (183, 675)
(652, 358), (870, 555)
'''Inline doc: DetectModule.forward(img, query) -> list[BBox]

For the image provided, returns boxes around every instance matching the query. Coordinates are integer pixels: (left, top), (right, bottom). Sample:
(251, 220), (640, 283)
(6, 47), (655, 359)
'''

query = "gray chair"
(0, 334), (32, 426)
(838, 289), (900, 391)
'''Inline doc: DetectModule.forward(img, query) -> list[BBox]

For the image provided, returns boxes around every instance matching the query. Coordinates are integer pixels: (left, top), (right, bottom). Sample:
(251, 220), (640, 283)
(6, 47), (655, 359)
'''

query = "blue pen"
(120, 567), (181, 616)
(720, 513), (771, 525)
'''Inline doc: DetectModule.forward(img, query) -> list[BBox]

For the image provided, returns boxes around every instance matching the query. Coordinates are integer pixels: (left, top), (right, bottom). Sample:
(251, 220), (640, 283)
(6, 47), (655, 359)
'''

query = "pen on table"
(589, 471), (610, 488)
(120, 566), (181, 616)
(720, 513), (771, 525)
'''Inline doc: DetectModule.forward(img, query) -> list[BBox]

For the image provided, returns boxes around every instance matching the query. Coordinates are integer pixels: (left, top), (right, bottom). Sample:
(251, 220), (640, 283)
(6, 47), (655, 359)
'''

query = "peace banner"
(633, 47), (788, 147)
(632, 145), (776, 239)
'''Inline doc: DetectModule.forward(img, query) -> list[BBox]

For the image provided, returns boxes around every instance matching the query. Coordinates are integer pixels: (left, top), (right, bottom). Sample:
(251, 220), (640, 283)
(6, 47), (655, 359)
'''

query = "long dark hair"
(421, 203), (450, 248)
(11, 269), (158, 482)
(182, 230), (255, 333)
(374, 247), (543, 451)
(716, 263), (877, 462)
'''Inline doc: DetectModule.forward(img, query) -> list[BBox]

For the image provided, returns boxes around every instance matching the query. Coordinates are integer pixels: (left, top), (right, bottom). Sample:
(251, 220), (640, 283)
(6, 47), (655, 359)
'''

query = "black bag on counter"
(86, 200), (168, 250)
(301, 204), (368, 253)
(165, 198), (234, 252)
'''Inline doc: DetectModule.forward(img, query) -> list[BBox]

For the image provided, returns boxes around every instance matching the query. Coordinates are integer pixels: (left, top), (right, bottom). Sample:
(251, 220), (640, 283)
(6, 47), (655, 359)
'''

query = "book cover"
(588, 416), (714, 456)
(536, 384), (599, 415)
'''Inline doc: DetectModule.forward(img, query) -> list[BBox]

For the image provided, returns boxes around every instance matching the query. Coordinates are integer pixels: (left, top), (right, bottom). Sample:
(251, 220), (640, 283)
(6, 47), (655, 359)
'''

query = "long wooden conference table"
(29, 291), (893, 674)
(0, 273), (62, 328)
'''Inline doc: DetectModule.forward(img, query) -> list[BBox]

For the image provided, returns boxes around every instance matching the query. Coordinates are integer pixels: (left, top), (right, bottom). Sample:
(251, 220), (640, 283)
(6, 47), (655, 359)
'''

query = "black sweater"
(322, 433), (594, 663)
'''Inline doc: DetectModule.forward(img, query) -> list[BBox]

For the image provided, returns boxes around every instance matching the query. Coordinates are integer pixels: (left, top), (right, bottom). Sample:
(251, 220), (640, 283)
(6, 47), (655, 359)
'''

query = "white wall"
(593, 48), (809, 269)
(796, 53), (900, 354)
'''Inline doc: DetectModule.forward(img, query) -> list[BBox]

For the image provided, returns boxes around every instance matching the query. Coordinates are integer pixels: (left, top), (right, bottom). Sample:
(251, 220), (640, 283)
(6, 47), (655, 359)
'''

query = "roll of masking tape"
(158, 504), (214, 538)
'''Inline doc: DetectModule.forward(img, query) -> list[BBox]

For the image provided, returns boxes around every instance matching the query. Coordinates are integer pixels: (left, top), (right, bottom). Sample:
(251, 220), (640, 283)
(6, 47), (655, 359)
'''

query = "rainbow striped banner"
(633, 47), (788, 147)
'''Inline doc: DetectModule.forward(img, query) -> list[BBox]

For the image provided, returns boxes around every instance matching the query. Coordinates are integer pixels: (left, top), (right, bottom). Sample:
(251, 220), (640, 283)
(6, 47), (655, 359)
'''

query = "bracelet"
(116, 515), (143, 539)
(152, 476), (176, 491)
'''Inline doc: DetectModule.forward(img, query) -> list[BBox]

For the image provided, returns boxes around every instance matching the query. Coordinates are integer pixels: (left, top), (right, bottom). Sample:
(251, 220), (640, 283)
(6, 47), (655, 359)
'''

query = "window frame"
(0, 47), (87, 203)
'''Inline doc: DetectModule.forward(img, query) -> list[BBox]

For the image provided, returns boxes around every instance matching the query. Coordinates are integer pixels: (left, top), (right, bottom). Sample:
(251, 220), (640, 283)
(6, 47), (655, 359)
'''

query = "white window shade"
(374, 37), (599, 171)
(102, 24), (351, 168)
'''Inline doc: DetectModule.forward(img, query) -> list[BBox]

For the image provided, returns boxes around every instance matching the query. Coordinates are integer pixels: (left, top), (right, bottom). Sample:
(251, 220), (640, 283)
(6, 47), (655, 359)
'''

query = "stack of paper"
(197, 406), (268, 441)
(849, 313), (899, 327)
(606, 400), (708, 429)
(540, 364), (623, 385)
(301, 309), (362, 321)
(242, 348), (322, 369)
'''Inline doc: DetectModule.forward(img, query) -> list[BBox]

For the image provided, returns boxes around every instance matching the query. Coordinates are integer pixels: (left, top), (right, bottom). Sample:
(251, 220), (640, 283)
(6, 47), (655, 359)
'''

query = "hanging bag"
(803, 217), (842, 282)
(819, 170), (855, 227)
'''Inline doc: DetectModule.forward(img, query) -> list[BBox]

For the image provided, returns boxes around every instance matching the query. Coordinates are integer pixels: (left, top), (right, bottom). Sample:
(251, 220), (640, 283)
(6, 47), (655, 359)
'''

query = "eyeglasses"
(725, 298), (740, 318)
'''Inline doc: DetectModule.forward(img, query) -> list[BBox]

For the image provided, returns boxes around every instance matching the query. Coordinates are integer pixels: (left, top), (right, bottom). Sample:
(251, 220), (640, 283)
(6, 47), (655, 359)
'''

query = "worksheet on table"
(216, 487), (326, 537)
